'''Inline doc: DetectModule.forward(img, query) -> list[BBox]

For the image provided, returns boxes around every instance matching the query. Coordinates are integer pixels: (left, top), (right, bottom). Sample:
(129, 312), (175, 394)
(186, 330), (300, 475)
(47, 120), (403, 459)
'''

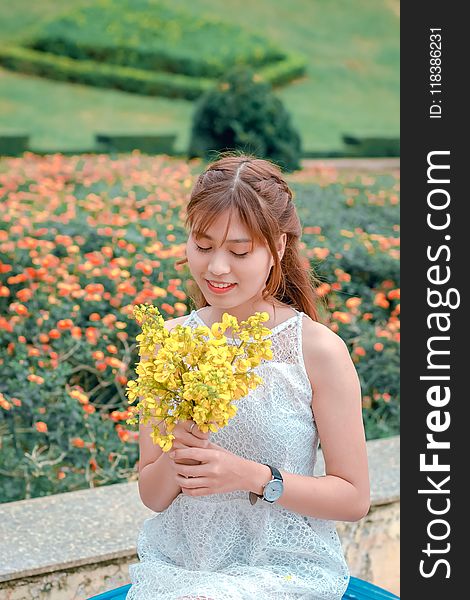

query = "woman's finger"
(173, 462), (207, 478)
(189, 421), (210, 440)
(175, 474), (208, 488)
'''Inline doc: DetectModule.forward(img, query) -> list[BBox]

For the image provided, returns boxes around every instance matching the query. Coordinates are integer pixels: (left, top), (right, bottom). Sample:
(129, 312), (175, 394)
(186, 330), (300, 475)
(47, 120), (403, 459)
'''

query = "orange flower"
(388, 288), (400, 300)
(303, 226), (322, 234)
(71, 437), (85, 448)
(161, 303), (175, 315)
(89, 458), (98, 472)
(83, 403), (96, 414)
(16, 288), (33, 302)
(354, 346), (366, 356)
(111, 410), (130, 422)
(315, 283), (331, 297)
(332, 311), (351, 324)
(57, 319), (73, 329)
(35, 421), (48, 433)
(117, 428), (130, 442)
(173, 289), (186, 301)
(106, 344), (118, 354)
(49, 329), (61, 339)
(172, 302), (186, 314)
(106, 357), (122, 369)
(374, 342), (384, 351)
(374, 292), (390, 309)
(116, 374), (128, 386)
(0, 397), (12, 410)
(14, 303), (29, 316)
(345, 297), (362, 310)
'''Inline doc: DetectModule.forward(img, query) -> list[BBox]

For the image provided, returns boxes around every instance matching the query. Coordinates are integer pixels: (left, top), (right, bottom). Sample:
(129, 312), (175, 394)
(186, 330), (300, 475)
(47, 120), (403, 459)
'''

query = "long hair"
(175, 152), (326, 322)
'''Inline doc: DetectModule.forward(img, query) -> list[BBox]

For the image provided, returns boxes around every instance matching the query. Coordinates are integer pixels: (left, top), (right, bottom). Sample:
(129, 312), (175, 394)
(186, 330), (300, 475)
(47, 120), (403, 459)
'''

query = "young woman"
(127, 154), (370, 600)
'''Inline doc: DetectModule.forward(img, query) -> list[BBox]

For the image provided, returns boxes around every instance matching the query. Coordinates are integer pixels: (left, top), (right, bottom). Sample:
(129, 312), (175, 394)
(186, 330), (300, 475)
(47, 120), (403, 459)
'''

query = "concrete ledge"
(0, 435), (399, 598)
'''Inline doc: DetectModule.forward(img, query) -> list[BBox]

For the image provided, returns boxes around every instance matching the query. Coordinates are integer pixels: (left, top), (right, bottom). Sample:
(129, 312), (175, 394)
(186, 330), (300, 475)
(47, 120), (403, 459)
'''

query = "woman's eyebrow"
(198, 234), (251, 244)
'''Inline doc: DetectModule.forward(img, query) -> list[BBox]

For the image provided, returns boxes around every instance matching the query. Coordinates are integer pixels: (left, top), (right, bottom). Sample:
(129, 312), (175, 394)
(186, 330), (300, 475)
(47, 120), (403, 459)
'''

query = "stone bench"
(0, 436), (399, 599)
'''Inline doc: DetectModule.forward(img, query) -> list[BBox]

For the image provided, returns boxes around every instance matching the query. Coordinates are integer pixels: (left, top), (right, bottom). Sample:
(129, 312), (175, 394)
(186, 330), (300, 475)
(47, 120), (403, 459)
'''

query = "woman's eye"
(195, 244), (248, 258)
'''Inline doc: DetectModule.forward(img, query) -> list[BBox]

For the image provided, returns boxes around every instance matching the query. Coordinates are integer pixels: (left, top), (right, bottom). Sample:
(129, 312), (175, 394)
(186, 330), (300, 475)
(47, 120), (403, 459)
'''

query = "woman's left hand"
(168, 442), (249, 496)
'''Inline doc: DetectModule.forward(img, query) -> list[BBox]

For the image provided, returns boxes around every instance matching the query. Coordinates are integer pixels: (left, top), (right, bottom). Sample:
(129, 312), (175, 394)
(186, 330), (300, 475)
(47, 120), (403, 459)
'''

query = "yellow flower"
(125, 304), (273, 449)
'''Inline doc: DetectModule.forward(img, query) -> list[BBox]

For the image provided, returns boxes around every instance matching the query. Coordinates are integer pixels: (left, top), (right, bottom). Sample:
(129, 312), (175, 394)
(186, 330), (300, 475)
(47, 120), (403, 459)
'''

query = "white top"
(128, 307), (350, 599)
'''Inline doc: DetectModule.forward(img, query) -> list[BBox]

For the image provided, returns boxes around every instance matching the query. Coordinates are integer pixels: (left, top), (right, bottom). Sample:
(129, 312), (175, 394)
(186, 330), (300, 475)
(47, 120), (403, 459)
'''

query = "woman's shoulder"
(301, 314), (349, 361)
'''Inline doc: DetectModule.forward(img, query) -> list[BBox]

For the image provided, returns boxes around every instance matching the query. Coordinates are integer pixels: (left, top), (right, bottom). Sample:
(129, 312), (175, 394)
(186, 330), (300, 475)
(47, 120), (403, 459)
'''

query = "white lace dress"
(127, 308), (350, 600)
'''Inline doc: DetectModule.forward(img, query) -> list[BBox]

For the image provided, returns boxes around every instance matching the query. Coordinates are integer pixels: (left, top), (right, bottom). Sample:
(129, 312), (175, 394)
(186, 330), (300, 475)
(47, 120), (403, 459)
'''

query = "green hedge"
(95, 134), (177, 154)
(0, 45), (305, 100)
(0, 135), (30, 156)
(25, 0), (286, 79)
(342, 135), (400, 157)
(0, 45), (211, 100)
(19, 0), (305, 83)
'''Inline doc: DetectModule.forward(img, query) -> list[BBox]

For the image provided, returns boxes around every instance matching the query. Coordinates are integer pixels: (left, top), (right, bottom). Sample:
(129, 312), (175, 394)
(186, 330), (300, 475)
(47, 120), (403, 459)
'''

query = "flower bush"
(0, 153), (399, 502)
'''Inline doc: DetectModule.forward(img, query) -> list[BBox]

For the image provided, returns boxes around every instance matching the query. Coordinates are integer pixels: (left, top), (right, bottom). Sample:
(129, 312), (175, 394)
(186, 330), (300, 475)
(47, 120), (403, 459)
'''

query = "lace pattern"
(127, 308), (350, 599)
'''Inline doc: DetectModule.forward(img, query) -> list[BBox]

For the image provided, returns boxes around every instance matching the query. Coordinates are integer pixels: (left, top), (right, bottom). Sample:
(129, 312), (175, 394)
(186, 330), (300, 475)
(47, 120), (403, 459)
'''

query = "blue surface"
(88, 576), (399, 599)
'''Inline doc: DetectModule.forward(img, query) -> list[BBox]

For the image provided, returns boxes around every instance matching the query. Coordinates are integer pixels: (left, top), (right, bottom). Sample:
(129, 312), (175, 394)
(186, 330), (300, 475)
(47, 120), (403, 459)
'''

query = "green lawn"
(0, 0), (399, 153)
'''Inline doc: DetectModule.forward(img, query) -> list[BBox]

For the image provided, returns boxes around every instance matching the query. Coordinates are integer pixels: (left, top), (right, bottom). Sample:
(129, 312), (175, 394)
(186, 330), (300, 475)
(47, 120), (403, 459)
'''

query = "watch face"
(264, 479), (284, 502)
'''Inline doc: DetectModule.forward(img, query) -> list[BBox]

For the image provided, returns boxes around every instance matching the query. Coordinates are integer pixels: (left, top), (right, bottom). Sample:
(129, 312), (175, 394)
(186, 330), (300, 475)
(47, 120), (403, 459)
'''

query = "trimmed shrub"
(188, 66), (302, 172)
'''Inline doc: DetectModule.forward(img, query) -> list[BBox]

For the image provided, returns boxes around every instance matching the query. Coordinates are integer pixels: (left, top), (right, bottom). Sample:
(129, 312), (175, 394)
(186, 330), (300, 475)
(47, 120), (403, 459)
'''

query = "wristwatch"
(249, 464), (284, 505)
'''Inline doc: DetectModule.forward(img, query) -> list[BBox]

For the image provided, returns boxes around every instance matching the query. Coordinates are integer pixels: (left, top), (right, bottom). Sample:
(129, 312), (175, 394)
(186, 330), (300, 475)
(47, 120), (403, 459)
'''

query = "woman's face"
(186, 211), (284, 315)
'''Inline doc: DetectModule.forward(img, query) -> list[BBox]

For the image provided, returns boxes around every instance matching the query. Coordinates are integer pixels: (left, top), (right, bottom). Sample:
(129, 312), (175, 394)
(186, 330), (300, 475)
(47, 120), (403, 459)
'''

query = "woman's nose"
(207, 252), (231, 275)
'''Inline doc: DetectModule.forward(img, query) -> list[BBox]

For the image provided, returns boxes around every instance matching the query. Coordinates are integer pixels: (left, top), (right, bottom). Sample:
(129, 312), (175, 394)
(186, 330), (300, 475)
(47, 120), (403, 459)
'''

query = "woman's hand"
(169, 419), (210, 452)
(167, 443), (249, 497)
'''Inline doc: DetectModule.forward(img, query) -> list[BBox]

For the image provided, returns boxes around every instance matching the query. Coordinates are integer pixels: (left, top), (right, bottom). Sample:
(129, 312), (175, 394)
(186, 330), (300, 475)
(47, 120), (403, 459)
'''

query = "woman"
(127, 153), (370, 599)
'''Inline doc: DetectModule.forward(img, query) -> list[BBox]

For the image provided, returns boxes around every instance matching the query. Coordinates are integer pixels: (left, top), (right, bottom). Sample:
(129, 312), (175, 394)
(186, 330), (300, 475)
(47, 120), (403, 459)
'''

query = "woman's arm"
(243, 320), (370, 522)
(138, 452), (182, 513)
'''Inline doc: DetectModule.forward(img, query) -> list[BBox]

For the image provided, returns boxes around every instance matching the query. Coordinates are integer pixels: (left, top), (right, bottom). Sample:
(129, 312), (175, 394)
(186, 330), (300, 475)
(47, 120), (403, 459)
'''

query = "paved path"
(301, 158), (400, 171)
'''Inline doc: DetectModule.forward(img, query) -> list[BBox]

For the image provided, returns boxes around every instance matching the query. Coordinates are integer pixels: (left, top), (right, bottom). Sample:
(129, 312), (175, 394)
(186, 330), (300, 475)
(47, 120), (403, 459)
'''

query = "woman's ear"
(277, 233), (287, 261)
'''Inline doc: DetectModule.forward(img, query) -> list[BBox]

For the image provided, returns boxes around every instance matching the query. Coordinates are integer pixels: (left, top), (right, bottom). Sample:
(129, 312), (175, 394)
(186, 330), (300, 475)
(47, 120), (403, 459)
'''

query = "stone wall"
(0, 436), (400, 599)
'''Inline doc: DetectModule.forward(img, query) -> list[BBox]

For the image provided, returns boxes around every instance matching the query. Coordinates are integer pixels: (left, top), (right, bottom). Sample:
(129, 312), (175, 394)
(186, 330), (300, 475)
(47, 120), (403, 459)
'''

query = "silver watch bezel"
(263, 478), (284, 502)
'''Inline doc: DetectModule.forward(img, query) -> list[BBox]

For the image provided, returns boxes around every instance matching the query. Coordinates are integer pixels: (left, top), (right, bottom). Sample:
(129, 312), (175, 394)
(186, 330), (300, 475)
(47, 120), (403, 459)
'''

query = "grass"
(0, 0), (399, 153)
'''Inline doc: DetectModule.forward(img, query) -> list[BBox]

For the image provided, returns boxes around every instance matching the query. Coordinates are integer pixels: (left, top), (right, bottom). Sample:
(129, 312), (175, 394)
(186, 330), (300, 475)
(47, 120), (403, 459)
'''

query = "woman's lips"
(206, 280), (237, 294)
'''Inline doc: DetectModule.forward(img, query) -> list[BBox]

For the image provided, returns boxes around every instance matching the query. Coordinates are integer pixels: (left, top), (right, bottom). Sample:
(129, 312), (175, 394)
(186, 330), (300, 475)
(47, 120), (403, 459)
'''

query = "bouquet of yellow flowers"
(125, 304), (273, 452)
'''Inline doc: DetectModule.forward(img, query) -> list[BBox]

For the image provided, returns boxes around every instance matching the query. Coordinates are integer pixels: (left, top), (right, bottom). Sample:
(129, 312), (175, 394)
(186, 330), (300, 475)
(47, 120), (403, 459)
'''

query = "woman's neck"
(199, 301), (293, 333)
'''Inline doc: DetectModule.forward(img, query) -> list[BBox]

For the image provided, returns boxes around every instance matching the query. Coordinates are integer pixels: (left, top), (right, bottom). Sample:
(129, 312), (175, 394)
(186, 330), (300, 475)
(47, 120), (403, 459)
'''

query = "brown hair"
(175, 151), (326, 322)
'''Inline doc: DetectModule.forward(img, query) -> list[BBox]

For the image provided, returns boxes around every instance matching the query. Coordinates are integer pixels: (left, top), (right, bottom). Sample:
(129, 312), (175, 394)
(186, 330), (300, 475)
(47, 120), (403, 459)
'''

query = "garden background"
(0, 1), (399, 596)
